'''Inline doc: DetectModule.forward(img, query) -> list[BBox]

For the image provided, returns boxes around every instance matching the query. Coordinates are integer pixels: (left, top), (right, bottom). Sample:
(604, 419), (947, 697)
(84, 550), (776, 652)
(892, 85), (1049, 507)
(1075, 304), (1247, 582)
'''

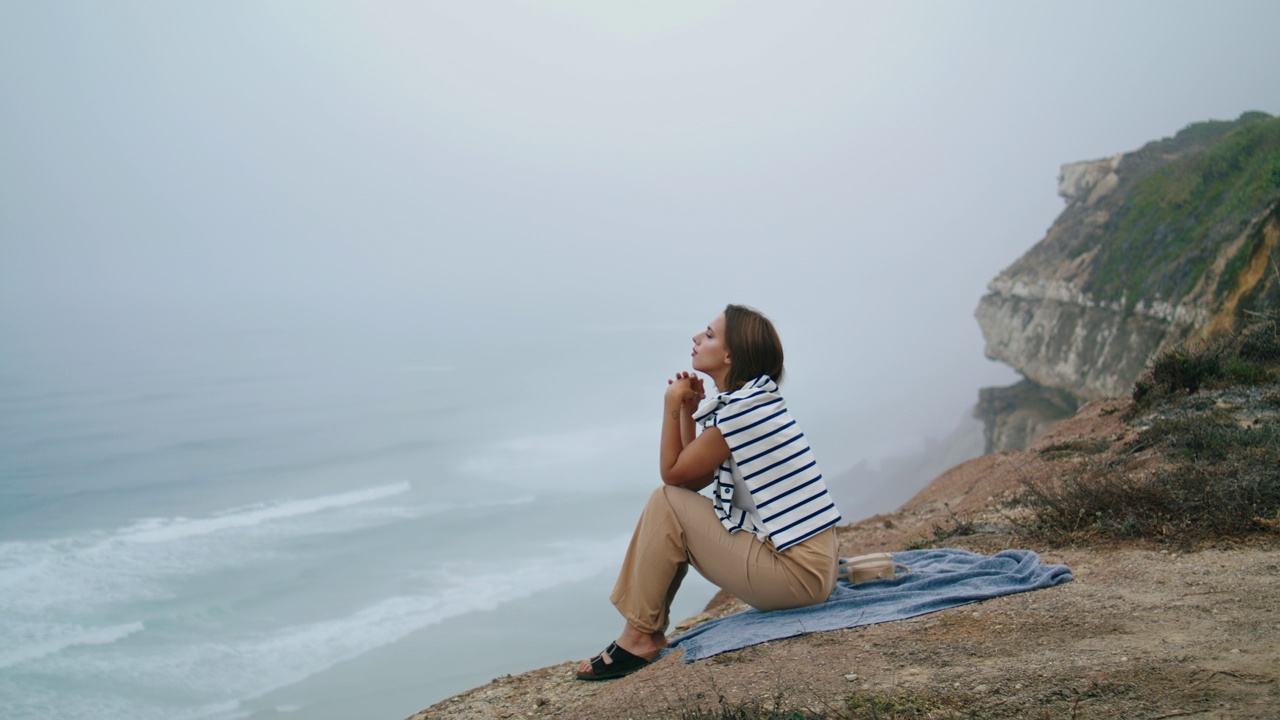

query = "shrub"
(1023, 314), (1280, 544)
(1023, 415), (1280, 543)
(1131, 313), (1279, 412)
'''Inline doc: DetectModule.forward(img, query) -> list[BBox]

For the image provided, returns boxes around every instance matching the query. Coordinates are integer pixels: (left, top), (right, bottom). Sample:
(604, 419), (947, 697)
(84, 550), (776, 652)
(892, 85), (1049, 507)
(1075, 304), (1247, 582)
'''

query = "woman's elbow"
(661, 469), (711, 491)
(659, 468), (685, 486)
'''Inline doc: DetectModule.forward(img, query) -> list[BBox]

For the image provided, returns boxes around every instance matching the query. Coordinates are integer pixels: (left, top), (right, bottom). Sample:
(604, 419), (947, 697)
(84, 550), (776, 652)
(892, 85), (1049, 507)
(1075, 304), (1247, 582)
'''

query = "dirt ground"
(410, 400), (1280, 720)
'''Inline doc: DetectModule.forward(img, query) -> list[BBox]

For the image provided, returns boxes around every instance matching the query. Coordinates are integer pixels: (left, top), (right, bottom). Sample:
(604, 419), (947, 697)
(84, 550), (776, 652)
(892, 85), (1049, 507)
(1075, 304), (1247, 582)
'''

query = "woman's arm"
(668, 371), (702, 448)
(660, 376), (730, 491)
(679, 411), (697, 449)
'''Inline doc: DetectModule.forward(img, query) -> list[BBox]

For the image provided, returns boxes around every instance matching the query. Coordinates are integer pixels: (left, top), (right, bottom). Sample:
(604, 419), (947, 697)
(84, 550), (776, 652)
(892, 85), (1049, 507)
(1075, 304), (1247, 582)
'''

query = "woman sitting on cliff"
(577, 304), (843, 681)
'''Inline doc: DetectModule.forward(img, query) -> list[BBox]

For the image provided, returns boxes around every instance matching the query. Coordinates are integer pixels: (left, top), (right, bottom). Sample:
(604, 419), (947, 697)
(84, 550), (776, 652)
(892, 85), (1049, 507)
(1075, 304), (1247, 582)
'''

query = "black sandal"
(575, 642), (659, 681)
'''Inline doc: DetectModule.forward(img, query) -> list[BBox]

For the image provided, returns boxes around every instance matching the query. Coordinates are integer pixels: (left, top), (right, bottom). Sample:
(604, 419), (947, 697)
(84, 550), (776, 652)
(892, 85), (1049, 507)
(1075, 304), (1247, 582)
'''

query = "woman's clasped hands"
(666, 371), (706, 414)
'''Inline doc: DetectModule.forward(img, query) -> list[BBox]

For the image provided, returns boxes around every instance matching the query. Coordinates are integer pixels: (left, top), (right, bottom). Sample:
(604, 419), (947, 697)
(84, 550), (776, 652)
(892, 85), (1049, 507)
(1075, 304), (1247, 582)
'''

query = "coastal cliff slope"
(975, 112), (1280, 451)
(409, 389), (1279, 720)
(405, 117), (1280, 718)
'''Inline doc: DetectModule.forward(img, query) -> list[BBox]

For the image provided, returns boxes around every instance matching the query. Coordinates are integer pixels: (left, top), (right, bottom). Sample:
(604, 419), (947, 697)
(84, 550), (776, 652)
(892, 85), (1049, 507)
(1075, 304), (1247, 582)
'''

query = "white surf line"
(0, 482), (416, 614)
(118, 482), (413, 544)
(0, 621), (146, 670)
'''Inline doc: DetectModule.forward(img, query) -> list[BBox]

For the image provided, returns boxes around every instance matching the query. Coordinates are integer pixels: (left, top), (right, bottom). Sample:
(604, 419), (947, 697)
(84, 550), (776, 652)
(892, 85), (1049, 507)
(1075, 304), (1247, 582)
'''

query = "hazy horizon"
(6, 3), (1280, 470)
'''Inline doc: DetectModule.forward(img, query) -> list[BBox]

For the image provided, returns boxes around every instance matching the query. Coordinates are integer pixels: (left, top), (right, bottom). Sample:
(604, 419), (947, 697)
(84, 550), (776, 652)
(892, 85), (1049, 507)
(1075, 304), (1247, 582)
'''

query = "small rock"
(844, 673), (859, 681)
(1231, 648), (1242, 654)
(973, 684), (990, 693)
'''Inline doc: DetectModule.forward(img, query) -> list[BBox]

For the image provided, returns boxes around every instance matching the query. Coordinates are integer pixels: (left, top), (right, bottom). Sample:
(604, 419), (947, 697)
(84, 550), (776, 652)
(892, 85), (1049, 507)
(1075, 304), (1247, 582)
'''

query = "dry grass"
(1021, 314), (1280, 545)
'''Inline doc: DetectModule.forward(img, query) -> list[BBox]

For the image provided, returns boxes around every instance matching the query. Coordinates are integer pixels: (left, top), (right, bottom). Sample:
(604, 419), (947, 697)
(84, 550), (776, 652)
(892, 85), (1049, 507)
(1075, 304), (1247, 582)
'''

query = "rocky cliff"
(974, 111), (1280, 451)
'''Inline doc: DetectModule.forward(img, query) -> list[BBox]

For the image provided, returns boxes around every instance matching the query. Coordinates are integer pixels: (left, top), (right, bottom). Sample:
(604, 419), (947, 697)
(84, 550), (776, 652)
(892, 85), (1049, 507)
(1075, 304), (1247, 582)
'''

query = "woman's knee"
(645, 484), (675, 511)
(635, 485), (690, 534)
(651, 483), (695, 508)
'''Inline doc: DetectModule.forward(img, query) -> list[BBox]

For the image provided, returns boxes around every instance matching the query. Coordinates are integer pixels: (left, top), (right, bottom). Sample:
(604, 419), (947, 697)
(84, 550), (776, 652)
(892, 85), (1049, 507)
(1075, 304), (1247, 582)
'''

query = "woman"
(576, 304), (843, 681)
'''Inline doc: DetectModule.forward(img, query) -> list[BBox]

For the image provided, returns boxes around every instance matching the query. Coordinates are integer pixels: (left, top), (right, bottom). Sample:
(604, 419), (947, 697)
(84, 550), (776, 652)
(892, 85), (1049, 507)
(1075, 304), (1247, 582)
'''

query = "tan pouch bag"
(839, 553), (909, 584)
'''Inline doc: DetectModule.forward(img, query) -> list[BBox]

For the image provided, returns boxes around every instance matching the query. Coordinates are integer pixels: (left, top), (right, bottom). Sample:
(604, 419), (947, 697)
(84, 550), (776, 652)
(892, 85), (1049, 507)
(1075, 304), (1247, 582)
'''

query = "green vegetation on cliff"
(1084, 112), (1280, 311)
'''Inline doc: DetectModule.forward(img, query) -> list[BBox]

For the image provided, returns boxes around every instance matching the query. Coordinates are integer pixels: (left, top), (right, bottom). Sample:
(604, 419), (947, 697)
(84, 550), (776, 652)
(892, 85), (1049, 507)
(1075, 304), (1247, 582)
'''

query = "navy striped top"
(692, 375), (842, 551)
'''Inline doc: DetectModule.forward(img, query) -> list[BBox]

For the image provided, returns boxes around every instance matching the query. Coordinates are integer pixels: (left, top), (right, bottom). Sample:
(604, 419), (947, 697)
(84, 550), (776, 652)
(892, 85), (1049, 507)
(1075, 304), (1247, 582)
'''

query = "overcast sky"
(3, 1), (1279, 462)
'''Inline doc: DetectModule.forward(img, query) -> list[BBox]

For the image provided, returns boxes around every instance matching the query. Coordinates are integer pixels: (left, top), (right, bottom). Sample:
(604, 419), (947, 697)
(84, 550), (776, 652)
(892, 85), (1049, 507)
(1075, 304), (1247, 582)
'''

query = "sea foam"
(0, 482), (416, 615)
(117, 481), (412, 544)
(9, 535), (628, 720)
(0, 620), (145, 670)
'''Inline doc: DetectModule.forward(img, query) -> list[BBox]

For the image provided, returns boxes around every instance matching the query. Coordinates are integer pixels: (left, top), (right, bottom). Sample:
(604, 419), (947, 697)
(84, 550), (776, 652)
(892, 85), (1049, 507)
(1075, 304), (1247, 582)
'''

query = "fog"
(4, 1), (1280, 470)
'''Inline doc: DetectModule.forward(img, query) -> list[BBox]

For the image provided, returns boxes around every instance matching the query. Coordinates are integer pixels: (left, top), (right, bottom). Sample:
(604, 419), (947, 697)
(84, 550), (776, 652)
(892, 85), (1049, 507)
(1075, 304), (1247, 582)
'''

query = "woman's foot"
(575, 624), (668, 680)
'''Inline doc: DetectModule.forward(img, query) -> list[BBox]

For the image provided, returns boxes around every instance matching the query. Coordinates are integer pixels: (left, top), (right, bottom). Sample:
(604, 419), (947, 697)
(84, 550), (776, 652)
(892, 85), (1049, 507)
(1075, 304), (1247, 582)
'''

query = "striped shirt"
(692, 375), (842, 551)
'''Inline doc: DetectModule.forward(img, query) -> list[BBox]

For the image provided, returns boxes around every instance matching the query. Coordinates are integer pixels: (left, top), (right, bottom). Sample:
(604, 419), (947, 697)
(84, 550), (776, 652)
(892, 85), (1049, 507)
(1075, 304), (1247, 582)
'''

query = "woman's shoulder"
(725, 375), (780, 401)
(693, 375), (783, 425)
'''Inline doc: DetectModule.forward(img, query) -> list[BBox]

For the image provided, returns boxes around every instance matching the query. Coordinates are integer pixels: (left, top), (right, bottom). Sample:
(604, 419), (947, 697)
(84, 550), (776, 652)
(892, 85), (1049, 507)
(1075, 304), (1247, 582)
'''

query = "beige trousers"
(610, 485), (838, 635)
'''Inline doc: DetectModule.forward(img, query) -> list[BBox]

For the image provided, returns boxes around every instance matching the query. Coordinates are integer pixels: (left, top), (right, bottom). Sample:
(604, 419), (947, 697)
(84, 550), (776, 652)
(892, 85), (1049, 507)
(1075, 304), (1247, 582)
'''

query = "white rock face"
(975, 281), (1193, 400)
(979, 147), (1207, 405)
(1058, 154), (1122, 206)
(978, 260), (1208, 400)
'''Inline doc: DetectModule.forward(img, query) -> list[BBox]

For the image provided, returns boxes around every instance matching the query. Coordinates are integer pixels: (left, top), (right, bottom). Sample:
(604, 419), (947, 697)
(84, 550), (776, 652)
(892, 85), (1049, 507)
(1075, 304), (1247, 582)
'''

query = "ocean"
(0, 314), (731, 720)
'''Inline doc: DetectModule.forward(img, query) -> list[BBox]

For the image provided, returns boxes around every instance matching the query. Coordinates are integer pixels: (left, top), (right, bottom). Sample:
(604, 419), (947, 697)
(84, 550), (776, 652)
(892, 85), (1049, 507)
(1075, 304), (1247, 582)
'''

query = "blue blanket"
(669, 548), (1073, 663)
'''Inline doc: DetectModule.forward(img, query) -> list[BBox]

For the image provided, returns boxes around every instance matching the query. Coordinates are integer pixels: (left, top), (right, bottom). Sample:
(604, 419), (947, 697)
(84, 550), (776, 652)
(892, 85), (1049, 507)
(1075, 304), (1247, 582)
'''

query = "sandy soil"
(409, 399), (1280, 720)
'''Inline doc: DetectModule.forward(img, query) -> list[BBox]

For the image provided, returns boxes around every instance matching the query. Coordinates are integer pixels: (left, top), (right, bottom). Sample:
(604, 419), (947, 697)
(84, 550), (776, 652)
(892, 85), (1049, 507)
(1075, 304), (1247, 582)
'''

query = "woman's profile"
(577, 304), (842, 680)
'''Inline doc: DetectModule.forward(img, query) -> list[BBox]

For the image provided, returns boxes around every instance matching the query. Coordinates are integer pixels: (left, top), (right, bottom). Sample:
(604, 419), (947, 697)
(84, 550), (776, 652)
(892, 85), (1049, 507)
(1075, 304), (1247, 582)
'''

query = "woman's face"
(692, 313), (731, 376)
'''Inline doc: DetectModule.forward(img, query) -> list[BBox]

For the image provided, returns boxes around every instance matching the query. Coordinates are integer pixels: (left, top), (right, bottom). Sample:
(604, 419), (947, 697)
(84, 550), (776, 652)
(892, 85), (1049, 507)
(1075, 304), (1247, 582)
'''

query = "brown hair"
(722, 304), (785, 391)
